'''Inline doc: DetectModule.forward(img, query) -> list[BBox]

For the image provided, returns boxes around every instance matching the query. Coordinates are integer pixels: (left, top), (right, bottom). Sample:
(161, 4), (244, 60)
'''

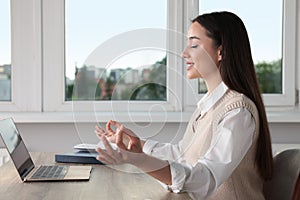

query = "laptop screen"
(0, 118), (34, 178)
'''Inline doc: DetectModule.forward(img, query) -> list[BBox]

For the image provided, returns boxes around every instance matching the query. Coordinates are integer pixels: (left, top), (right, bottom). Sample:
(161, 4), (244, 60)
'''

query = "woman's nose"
(181, 47), (188, 58)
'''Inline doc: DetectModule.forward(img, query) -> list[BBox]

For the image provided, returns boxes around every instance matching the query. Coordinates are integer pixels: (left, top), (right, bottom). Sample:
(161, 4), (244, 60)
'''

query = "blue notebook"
(55, 142), (117, 164)
(55, 152), (104, 165)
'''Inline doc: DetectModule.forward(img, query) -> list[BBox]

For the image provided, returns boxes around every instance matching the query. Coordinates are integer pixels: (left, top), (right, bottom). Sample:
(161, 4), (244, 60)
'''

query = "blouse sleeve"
(143, 139), (183, 162)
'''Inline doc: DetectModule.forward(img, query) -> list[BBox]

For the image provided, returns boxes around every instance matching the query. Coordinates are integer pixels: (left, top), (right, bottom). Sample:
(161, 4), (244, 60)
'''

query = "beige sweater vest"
(181, 90), (264, 200)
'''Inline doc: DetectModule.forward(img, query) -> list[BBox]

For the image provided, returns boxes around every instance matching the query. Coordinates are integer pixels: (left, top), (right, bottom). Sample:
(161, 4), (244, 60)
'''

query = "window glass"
(199, 0), (283, 94)
(65, 0), (167, 101)
(0, 1), (11, 101)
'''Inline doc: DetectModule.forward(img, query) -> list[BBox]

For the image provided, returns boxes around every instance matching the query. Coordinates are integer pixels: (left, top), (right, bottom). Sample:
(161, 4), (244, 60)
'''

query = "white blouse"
(143, 82), (256, 199)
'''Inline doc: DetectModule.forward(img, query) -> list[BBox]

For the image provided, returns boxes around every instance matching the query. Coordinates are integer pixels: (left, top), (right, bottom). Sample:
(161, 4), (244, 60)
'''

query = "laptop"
(0, 118), (92, 182)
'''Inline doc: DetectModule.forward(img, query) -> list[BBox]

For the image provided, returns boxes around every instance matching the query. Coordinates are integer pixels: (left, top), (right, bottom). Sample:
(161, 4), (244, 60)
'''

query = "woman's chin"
(187, 72), (201, 79)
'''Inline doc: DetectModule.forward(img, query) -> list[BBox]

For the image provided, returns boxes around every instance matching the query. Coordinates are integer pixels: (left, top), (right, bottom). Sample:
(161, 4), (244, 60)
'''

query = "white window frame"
(0, 0), (41, 112)
(298, 0), (300, 107)
(263, 0), (296, 107)
(43, 0), (185, 113)
(184, 0), (297, 109)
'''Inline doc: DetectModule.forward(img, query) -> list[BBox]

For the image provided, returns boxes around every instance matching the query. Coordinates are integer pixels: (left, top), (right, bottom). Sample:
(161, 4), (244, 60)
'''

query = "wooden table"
(0, 152), (191, 200)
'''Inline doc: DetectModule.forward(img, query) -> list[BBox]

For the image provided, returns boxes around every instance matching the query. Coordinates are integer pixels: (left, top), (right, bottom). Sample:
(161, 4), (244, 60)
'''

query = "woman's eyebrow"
(188, 36), (201, 40)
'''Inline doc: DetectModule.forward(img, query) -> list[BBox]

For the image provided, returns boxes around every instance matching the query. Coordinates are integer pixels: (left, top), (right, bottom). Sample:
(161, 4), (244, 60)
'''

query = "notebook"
(0, 118), (92, 182)
(55, 142), (117, 164)
(73, 142), (118, 152)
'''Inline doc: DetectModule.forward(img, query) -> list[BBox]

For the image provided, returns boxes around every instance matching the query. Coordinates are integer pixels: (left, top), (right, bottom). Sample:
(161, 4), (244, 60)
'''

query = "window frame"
(184, 0), (296, 108)
(43, 0), (185, 112)
(0, 0), (41, 112)
(262, 0), (296, 107)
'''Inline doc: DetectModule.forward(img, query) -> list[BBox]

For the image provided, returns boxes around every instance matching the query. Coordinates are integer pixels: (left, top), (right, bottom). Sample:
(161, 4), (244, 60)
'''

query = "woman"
(95, 11), (273, 199)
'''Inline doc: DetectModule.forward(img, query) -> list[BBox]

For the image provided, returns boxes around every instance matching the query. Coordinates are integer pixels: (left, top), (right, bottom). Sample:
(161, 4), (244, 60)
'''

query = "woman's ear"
(217, 45), (222, 61)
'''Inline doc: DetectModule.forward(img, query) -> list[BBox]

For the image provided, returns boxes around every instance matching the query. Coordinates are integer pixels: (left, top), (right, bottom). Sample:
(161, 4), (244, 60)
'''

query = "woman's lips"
(186, 62), (194, 71)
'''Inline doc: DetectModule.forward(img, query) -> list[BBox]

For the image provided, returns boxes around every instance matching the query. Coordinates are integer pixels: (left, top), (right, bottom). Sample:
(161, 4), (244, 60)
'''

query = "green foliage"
(121, 56), (167, 101)
(255, 59), (282, 93)
(129, 83), (166, 101)
(66, 84), (74, 101)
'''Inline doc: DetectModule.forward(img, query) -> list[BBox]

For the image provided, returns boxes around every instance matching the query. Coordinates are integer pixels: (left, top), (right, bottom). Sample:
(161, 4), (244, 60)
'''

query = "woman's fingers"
(95, 147), (117, 165)
(96, 135), (121, 164)
(106, 120), (120, 133)
(97, 121), (139, 151)
(108, 120), (122, 128)
(95, 125), (105, 134)
(106, 120), (122, 134)
(120, 125), (138, 138)
(95, 121), (144, 165)
(100, 134), (115, 153)
(115, 125), (142, 153)
(116, 128), (128, 150)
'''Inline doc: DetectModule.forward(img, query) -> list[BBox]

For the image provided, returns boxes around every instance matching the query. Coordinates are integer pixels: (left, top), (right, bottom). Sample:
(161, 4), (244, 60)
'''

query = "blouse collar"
(197, 81), (229, 115)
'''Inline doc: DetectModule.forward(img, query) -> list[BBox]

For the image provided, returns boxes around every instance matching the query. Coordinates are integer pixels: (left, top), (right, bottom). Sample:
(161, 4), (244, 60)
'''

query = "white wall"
(0, 122), (299, 153)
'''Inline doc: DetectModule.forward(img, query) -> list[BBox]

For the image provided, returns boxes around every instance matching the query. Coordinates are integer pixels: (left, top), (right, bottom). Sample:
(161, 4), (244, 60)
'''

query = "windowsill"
(266, 108), (300, 123)
(1, 107), (300, 123)
(0, 111), (193, 123)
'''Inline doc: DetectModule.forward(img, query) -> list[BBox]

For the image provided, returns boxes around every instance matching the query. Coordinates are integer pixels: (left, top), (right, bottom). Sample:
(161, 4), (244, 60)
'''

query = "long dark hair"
(192, 11), (273, 180)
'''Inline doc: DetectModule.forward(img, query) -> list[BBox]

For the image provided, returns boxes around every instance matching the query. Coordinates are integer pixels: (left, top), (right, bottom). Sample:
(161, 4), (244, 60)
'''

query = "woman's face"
(182, 22), (221, 80)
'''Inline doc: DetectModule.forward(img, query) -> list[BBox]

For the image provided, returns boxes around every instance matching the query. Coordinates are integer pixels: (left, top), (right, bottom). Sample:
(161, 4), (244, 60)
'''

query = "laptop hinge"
(21, 165), (35, 181)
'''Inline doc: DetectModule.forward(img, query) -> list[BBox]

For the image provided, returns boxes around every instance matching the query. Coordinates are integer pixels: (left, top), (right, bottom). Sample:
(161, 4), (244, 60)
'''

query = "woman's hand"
(95, 121), (171, 185)
(114, 123), (143, 153)
(94, 120), (127, 144)
(96, 134), (144, 165)
(95, 123), (116, 144)
(95, 120), (143, 165)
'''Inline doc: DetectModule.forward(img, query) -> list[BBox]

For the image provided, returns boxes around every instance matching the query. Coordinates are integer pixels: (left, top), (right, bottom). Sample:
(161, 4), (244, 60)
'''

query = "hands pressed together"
(94, 120), (144, 165)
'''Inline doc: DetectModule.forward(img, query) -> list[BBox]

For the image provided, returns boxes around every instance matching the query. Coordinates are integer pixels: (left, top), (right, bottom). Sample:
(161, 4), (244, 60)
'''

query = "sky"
(199, 0), (283, 64)
(0, 0), (282, 80)
(0, 0), (10, 66)
(65, 0), (167, 80)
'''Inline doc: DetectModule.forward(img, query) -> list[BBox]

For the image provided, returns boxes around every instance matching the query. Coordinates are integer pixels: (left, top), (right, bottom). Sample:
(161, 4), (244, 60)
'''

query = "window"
(65, 0), (167, 101)
(0, 0), (11, 101)
(196, 0), (296, 106)
(43, 0), (184, 112)
(199, 0), (283, 94)
(0, 0), (42, 112)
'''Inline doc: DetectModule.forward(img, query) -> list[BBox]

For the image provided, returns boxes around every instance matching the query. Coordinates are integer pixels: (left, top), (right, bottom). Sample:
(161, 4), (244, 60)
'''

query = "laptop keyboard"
(31, 165), (68, 179)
